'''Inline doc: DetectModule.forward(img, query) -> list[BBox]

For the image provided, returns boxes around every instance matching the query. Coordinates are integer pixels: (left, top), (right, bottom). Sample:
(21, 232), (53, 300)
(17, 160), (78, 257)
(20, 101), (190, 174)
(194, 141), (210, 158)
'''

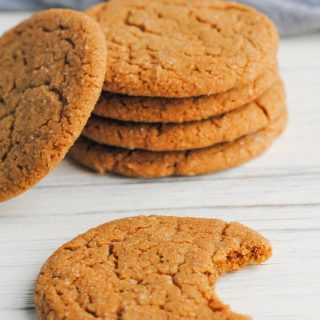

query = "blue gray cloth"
(1, 0), (320, 36)
(0, 0), (100, 11)
(240, 0), (320, 36)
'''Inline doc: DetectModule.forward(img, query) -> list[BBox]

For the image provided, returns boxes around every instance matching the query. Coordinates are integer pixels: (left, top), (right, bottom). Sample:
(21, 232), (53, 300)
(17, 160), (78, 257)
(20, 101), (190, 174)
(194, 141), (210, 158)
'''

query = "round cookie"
(83, 81), (285, 152)
(86, 0), (279, 97)
(94, 65), (278, 123)
(0, 9), (107, 202)
(70, 111), (287, 178)
(35, 215), (272, 320)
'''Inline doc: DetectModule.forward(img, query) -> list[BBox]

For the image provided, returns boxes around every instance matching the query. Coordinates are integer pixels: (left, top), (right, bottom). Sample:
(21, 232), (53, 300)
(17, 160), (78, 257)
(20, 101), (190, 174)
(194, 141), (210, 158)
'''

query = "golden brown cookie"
(0, 9), (107, 202)
(70, 111), (287, 178)
(86, 0), (279, 97)
(83, 81), (285, 152)
(94, 65), (278, 123)
(35, 215), (272, 320)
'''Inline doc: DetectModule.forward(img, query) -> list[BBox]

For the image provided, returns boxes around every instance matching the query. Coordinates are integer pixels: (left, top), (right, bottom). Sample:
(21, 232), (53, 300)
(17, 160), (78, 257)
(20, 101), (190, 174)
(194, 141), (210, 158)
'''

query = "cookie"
(0, 9), (107, 202)
(70, 111), (287, 178)
(86, 0), (278, 97)
(94, 65), (278, 123)
(35, 215), (272, 320)
(83, 81), (285, 152)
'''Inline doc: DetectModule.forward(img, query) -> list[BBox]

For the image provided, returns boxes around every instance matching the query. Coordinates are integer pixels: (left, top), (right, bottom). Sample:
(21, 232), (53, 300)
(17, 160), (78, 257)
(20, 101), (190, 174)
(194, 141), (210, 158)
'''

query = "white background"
(0, 13), (320, 320)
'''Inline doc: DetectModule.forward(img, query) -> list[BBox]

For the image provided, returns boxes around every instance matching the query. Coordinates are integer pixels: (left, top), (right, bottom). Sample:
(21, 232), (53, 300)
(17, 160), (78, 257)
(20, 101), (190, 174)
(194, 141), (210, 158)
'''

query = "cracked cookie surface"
(35, 215), (272, 320)
(83, 81), (285, 152)
(86, 0), (278, 97)
(0, 9), (106, 202)
(70, 111), (287, 178)
(94, 65), (278, 123)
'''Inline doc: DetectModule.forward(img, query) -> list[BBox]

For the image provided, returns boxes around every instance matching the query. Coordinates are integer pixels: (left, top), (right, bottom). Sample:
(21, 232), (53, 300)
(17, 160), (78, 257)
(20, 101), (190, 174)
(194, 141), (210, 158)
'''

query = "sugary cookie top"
(35, 216), (272, 319)
(0, 9), (106, 202)
(87, 0), (278, 97)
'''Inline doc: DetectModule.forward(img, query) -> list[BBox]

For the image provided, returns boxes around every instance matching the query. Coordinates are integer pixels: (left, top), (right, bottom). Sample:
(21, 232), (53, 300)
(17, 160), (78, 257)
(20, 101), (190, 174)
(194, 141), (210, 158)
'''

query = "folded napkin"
(0, 0), (99, 11)
(1, 0), (320, 36)
(240, 0), (320, 36)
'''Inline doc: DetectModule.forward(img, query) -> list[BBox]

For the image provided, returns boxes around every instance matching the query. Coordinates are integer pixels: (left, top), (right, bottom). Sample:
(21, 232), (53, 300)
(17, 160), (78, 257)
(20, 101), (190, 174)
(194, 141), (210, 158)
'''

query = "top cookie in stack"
(88, 0), (278, 98)
(70, 0), (287, 178)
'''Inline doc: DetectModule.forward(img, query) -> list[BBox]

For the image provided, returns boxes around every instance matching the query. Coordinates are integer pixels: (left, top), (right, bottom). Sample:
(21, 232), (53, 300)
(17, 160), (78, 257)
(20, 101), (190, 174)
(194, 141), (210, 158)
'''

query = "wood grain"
(0, 13), (320, 320)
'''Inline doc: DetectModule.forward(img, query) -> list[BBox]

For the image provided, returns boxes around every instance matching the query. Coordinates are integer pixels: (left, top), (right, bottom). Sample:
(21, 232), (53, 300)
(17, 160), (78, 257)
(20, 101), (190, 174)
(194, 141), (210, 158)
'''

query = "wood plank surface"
(0, 13), (320, 320)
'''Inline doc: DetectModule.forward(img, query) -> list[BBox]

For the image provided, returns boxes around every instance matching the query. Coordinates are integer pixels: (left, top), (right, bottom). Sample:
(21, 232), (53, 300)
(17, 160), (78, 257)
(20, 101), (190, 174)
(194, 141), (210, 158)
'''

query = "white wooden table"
(0, 13), (320, 320)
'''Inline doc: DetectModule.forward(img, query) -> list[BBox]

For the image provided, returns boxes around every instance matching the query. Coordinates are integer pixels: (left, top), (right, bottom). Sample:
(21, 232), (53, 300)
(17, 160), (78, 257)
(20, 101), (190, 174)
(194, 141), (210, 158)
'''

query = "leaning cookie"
(83, 81), (285, 152)
(86, 0), (278, 97)
(94, 65), (278, 123)
(0, 9), (106, 202)
(35, 215), (272, 320)
(70, 111), (287, 178)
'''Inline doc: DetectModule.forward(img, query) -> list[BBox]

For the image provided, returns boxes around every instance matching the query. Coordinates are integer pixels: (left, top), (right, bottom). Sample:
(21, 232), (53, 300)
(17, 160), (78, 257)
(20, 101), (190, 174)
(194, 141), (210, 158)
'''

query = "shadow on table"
(23, 283), (37, 320)
(23, 308), (37, 320)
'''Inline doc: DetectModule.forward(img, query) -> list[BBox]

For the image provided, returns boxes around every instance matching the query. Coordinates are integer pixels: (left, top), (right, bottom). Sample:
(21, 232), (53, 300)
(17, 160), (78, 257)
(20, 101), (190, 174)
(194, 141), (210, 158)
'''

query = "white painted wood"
(0, 13), (320, 320)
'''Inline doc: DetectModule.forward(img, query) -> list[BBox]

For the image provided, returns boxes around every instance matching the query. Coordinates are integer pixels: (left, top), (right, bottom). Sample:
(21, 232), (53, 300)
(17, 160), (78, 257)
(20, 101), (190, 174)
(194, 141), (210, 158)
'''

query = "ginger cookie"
(86, 0), (278, 97)
(0, 9), (107, 202)
(35, 215), (272, 320)
(94, 65), (278, 123)
(83, 81), (285, 152)
(70, 111), (287, 178)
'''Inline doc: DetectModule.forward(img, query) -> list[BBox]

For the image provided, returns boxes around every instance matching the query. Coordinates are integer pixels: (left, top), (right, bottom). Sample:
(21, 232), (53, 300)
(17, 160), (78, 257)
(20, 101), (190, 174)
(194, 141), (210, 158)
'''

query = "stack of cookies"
(70, 0), (287, 178)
